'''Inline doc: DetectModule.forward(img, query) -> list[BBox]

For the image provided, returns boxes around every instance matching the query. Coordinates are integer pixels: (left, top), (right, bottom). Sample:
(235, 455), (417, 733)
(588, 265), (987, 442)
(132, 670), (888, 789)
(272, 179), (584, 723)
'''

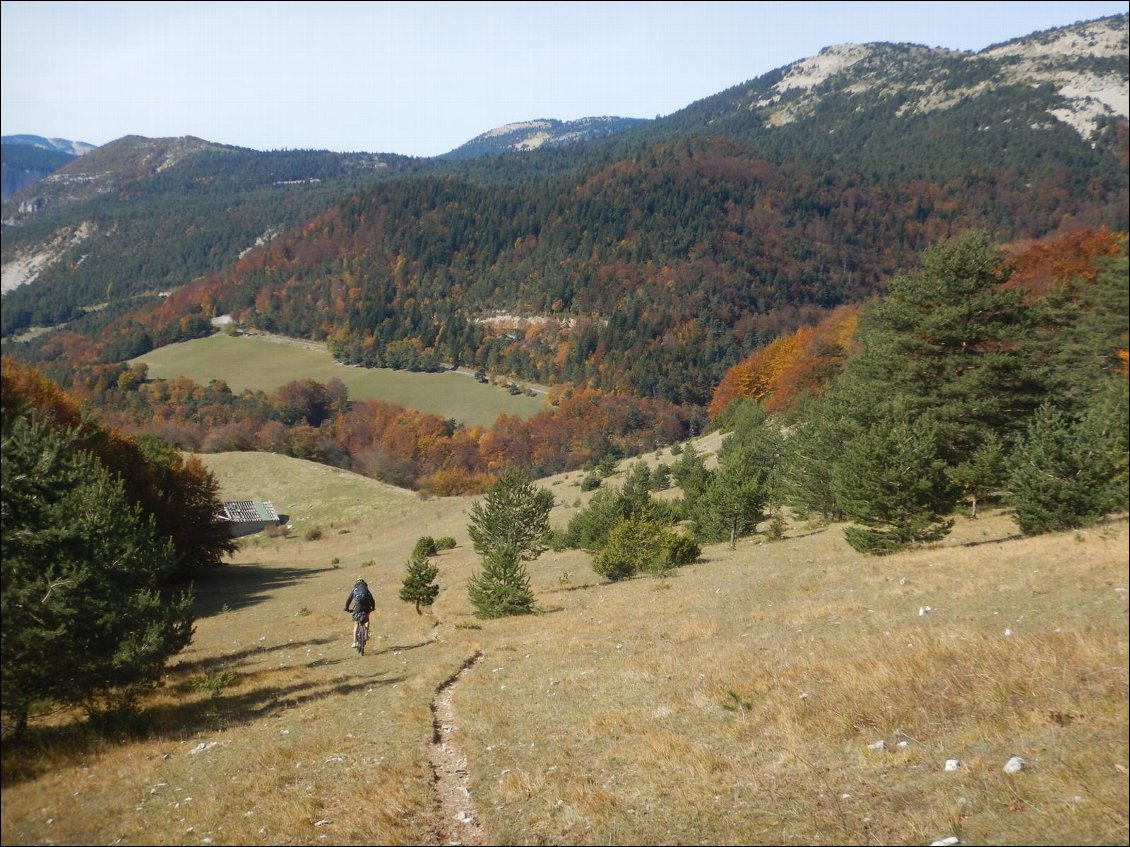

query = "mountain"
(0, 136), (420, 306)
(2, 134), (97, 156)
(2, 14), (1126, 407)
(1, 135), (97, 203)
(441, 116), (651, 159)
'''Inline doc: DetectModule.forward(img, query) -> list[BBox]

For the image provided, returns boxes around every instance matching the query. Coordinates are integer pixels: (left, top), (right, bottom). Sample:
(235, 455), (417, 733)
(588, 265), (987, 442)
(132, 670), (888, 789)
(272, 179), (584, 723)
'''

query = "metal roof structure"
(217, 499), (280, 524)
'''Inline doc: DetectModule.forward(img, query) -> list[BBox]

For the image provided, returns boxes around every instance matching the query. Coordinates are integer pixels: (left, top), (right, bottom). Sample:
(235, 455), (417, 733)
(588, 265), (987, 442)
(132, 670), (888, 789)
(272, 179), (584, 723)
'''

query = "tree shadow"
(169, 635), (341, 677)
(2, 637), (409, 786)
(960, 533), (1026, 548)
(189, 562), (341, 618)
(372, 638), (436, 655)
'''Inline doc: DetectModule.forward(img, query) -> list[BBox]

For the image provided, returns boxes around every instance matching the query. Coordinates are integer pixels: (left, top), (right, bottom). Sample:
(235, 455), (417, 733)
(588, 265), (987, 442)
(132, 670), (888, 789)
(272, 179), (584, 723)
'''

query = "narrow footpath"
(428, 651), (487, 846)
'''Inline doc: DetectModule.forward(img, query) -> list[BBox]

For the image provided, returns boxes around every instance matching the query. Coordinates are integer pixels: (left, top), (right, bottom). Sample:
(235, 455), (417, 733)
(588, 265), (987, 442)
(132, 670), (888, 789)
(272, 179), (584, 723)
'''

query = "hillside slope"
(1, 448), (1125, 845)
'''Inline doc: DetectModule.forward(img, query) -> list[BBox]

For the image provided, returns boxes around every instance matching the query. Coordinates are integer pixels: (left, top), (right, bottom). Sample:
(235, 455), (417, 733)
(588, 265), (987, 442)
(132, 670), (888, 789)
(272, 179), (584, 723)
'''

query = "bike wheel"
(357, 627), (366, 655)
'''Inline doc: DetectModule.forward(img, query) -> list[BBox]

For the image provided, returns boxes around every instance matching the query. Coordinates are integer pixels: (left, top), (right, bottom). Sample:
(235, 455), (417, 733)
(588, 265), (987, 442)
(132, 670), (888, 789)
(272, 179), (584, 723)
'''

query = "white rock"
(944, 759), (961, 771)
(919, 606), (932, 616)
(867, 740), (886, 750)
(1003, 756), (1026, 774)
(931, 838), (961, 846)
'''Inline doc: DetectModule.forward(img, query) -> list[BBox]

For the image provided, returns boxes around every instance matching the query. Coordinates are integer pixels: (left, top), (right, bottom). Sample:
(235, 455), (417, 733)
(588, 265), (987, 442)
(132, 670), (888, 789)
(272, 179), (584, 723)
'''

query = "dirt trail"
(428, 651), (487, 845)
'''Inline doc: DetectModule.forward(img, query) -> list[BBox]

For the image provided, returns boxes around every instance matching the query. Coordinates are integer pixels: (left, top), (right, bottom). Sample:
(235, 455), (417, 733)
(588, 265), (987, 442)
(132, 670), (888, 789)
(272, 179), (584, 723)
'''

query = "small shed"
(216, 499), (282, 537)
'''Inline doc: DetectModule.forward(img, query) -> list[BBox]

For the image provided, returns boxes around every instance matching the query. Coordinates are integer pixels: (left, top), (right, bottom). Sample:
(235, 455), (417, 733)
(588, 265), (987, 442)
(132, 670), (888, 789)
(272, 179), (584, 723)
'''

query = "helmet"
(355, 578), (367, 586)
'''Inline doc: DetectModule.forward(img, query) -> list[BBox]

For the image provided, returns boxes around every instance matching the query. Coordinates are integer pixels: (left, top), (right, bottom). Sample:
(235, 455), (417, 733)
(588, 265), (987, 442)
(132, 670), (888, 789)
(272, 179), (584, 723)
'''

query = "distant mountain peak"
(442, 116), (650, 159)
(2, 134), (97, 156)
(744, 13), (1128, 138)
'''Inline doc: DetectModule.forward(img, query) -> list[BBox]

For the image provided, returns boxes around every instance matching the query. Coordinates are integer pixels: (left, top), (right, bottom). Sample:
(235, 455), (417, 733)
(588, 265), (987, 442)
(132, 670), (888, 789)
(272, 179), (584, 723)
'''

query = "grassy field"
(131, 332), (547, 428)
(1, 440), (1127, 846)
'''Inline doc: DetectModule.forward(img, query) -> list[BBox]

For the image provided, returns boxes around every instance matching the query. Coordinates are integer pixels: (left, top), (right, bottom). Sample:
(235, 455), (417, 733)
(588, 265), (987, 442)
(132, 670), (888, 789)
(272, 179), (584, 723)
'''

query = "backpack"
(351, 583), (375, 613)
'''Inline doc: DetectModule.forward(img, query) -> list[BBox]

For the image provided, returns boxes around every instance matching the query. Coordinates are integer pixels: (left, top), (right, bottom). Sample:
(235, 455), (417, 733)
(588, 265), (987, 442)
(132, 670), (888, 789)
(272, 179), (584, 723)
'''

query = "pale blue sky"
(2, 1), (1126, 157)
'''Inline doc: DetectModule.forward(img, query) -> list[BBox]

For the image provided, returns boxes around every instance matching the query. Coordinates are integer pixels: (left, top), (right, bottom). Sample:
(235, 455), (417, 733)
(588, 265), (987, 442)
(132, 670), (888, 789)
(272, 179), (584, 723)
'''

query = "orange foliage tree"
(708, 305), (861, 419)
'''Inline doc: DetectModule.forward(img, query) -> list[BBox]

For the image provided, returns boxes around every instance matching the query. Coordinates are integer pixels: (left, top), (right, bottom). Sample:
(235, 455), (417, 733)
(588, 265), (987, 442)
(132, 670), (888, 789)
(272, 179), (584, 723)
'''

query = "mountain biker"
(345, 578), (376, 648)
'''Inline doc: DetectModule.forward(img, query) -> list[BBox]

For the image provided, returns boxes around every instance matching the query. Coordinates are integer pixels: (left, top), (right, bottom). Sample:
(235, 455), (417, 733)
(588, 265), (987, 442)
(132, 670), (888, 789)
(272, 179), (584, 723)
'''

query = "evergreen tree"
(1007, 379), (1129, 535)
(670, 441), (712, 514)
(619, 461), (654, 517)
(947, 433), (1007, 518)
(780, 391), (861, 522)
(466, 542), (535, 618)
(467, 469), (553, 562)
(718, 402), (787, 517)
(591, 516), (698, 582)
(848, 230), (1038, 460)
(1, 413), (194, 733)
(399, 548), (440, 615)
(692, 445), (769, 548)
(832, 405), (959, 554)
(466, 470), (551, 617)
(1029, 245), (1129, 404)
(412, 535), (439, 558)
(562, 487), (625, 551)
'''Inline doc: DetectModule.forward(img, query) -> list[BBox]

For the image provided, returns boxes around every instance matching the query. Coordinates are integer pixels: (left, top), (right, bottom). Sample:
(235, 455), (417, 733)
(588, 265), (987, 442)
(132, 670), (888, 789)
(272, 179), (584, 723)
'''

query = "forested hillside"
(0, 14), (1125, 511)
(3, 15), (1126, 408)
(0, 137), (420, 331)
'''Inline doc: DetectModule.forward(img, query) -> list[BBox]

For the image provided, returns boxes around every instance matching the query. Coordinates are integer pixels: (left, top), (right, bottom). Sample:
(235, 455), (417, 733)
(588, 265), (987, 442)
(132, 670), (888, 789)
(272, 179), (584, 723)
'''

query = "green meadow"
(132, 332), (547, 427)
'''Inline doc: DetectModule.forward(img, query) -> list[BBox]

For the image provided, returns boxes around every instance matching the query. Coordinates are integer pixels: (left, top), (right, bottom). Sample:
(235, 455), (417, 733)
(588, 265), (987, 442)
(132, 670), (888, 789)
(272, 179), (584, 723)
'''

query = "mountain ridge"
(1, 13), (1126, 408)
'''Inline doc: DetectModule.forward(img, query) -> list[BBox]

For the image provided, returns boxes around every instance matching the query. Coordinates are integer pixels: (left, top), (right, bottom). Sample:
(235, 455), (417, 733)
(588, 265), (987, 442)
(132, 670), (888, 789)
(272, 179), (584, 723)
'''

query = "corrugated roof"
(219, 499), (279, 523)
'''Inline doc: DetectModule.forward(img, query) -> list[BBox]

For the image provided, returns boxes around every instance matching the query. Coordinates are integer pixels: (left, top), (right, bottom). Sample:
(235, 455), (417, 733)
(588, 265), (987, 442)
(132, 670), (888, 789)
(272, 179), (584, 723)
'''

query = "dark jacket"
(345, 585), (375, 615)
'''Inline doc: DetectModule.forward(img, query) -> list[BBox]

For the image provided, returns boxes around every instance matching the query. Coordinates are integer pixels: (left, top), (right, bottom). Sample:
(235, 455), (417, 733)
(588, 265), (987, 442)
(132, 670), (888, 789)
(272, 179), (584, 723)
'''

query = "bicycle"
(355, 620), (368, 655)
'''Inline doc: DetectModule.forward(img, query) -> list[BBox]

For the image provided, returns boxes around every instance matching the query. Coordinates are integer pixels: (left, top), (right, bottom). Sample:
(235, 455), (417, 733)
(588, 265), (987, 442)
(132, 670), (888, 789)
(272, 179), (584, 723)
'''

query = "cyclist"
(344, 578), (376, 648)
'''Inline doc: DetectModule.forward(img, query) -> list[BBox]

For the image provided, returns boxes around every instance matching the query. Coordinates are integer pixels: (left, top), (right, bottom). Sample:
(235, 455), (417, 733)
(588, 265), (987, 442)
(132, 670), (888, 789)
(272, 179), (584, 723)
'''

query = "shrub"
(413, 535), (438, 557)
(592, 516), (695, 581)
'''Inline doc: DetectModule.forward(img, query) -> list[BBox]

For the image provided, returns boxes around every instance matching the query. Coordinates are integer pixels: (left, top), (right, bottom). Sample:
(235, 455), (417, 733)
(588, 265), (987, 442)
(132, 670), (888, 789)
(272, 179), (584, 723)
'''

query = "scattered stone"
(1003, 756), (1027, 774)
(931, 837), (961, 846)
(867, 740), (886, 750)
(944, 759), (961, 771)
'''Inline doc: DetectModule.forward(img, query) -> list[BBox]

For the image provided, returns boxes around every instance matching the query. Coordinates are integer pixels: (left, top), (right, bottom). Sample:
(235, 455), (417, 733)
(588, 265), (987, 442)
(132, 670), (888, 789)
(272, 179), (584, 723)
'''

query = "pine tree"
(693, 445), (768, 548)
(832, 405), (959, 554)
(1008, 380), (1129, 535)
(849, 230), (1038, 460)
(399, 548), (439, 615)
(591, 516), (698, 582)
(465, 470), (551, 617)
(946, 433), (1007, 518)
(467, 469), (552, 562)
(780, 391), (861, 522)
(466, 542), (535, 618)
(1, 413), (194, 733)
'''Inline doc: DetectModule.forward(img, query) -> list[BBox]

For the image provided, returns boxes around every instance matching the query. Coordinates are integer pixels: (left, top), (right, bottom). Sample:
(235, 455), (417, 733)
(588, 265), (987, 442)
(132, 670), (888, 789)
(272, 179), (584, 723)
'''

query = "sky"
(2, 1), (1127, 158)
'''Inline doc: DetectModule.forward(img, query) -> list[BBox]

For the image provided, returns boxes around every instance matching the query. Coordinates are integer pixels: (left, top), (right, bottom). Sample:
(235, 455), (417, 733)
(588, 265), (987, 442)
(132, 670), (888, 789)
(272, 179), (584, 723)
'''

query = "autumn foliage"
(708, 305), (861, 418)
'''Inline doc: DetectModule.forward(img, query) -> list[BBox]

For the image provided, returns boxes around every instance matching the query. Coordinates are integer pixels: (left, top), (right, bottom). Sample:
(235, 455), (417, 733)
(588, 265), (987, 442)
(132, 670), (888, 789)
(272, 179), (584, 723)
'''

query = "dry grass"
(2, 446), (1127, 846)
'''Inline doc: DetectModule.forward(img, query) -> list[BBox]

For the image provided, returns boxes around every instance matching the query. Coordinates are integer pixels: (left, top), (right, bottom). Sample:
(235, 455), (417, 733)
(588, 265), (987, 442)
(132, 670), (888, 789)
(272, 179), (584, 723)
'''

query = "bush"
(413, 535), (438, 557)
(592, 516), (695, 581)
(436, 536), (457, 550)
(665, 532), (701, 566)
